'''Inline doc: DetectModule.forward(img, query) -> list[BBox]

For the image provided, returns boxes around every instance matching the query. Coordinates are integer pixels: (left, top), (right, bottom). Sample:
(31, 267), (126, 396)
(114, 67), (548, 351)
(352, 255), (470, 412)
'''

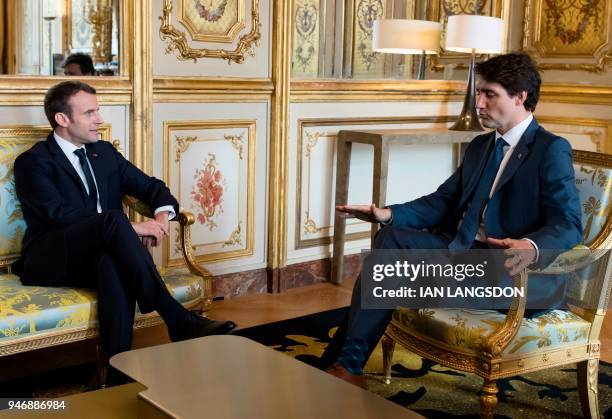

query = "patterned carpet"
(2, 308), (611, 418)
(236, 307), (612, 419)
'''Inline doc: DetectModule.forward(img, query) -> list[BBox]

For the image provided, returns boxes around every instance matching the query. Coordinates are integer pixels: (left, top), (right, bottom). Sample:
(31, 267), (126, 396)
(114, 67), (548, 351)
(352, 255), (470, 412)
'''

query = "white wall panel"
(287, 100), (462, 265)
(152, 102), (269, 275)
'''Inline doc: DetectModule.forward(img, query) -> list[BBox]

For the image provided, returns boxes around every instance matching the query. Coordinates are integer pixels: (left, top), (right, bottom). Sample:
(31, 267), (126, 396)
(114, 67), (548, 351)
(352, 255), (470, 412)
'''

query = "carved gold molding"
(0, 124), (113, 142)
(153, 76), (273, 96)
(289, 80), (612, 105)
(159, 0), (261, 64)
(163, 120), (256, 265)
(268, 0), (293, 269)
(0, 77), (132, 105)
(290, 80), (466, 102)
(295, 115), (455, 249)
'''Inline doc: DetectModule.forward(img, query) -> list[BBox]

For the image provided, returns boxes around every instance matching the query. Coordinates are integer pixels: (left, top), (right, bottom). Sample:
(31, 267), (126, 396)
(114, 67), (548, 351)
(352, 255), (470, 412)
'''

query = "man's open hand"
(336, 204), (392, 224)
(486, 237), (536, 276)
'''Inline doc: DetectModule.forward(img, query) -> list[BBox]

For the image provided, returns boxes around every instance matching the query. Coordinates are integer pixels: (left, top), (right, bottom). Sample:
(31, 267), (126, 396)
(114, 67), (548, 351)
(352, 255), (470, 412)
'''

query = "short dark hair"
(44, 81), (97, 129)
(63, 53), (96, 75)
(475, 53), (541, 112)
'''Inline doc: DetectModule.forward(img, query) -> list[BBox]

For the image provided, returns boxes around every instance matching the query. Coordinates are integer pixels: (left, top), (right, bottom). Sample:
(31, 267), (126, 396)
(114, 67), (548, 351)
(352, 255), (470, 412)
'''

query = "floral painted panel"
(532, 0), (608, 56)
(292, 0), (320, 78)
(164, 121), (255, 266)
(352, 0), (386, 78)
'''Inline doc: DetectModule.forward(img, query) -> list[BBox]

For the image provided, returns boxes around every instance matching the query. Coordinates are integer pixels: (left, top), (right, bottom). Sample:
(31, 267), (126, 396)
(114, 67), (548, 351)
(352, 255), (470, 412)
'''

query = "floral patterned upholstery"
(393, 308), (590, 356)
(0, 139), (37, 260)
(0, 271), (203, 343)
(574, 161), (611, 246)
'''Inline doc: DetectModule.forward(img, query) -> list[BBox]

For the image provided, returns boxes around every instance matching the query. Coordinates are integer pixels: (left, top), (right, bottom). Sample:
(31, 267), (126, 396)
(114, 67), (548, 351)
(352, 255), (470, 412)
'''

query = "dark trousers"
(319, 226), (451, 369)
(20, 210), (173, 360)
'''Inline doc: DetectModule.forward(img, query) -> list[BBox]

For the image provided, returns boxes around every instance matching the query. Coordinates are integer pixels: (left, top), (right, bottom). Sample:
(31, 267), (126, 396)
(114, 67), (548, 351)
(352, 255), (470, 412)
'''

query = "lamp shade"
(444, 15), (504, 54)
(373, 19), (441, 54)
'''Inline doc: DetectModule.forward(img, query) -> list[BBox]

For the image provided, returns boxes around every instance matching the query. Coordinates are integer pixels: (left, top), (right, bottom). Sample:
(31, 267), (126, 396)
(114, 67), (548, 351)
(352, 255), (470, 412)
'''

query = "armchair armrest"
(122, 195), (213, 308)
(483, 269), (528, 358)
(533, 245), (602, 276)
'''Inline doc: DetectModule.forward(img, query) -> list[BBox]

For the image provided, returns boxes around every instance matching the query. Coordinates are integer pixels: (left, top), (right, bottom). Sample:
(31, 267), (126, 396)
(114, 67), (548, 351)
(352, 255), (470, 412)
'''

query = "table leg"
(371, 141), (390, 244)
(331, 134), (352, 284)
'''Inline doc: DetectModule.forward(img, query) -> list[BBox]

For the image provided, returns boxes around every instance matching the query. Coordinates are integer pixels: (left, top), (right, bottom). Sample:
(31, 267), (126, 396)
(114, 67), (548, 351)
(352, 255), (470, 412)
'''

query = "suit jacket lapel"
(46, 133), (88, 197)
(492, 118), (539, 195)
(457, 131), (496, 211)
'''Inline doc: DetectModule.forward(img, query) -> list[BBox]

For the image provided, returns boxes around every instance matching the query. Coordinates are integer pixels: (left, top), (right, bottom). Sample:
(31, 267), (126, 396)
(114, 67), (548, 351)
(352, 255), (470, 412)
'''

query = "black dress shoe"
(169, 312), (236, 342)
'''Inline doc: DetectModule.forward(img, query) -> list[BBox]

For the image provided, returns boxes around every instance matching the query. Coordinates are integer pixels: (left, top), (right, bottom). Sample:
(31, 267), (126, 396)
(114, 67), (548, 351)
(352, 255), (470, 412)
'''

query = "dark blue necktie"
(449, 137), (508, 252)
(74, 148), (98, 211)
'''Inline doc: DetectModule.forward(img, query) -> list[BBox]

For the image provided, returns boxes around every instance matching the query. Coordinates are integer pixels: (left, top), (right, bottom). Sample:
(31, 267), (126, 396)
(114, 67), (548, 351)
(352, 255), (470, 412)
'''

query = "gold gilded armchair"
(0, 129), (212, 362)
(381, 150), (612, 419)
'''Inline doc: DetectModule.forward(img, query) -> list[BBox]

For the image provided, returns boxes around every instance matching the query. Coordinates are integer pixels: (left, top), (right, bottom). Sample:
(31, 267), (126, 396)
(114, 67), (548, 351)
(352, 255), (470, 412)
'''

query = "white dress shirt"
(54, 133), (175, 219)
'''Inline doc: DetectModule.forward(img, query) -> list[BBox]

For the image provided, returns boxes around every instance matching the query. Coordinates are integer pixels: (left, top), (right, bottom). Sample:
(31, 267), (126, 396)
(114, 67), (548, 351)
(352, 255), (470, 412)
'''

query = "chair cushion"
(0, 270), (203, 343)
(393, 308), (590, 356)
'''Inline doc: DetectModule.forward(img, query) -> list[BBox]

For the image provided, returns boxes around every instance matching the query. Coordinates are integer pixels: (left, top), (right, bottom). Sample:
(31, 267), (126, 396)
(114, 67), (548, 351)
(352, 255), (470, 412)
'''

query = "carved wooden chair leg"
(577, 359), (599, 419)
(382, 334), (395, 384)
(479, 379), (498, 419)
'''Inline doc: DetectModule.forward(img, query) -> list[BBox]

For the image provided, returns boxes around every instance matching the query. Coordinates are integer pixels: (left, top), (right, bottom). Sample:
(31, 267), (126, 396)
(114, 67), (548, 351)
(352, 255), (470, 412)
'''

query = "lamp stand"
(417, 50), (426, 80)
(449, 51), (484, 131)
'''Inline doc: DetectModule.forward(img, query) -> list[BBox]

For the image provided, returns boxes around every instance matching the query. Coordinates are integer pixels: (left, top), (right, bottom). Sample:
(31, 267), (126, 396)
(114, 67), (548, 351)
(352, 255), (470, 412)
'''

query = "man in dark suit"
(321, 53), (583, 387)
(13, 81), (236, 381)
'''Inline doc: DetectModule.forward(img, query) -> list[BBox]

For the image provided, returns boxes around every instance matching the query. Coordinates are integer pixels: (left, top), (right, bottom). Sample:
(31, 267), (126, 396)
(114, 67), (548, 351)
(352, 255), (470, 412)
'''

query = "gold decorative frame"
(428, 0), (511, 72)
(159, 0), (261, 64)
(536, 116), (612, 154)
(177, 0), (245, 43)
(295, 115), (455, 249)
(522, 0), (612, 73)
(163, 120), (255, 266)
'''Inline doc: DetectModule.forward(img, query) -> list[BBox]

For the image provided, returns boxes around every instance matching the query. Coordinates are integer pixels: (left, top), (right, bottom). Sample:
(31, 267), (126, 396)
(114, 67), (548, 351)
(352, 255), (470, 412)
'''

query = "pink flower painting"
(190, 153), (225, 230)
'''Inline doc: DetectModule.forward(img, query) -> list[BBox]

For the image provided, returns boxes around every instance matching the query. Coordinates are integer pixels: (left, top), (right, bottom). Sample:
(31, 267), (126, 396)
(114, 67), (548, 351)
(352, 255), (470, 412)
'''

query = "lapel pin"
(517, 153), (522, 159)
(91, 153), (98, 157)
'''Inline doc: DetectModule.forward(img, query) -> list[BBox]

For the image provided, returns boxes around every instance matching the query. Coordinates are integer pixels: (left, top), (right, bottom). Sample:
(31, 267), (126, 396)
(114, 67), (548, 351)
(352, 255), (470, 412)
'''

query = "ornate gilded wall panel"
(163, 120), (255, 266)
(177, 0), (245, 43)
(429, 0), (510, 72)
(292, 0), (322, 78)
(523, 0), (612, 72)
(538, 116), (612, 154)
(295, 116), (454, 249)
(159, 0), (260, 63)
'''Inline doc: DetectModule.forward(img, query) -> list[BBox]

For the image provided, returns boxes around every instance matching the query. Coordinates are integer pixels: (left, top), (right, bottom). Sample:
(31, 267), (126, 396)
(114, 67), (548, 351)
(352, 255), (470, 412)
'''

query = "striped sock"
(336, 336), (369, 375)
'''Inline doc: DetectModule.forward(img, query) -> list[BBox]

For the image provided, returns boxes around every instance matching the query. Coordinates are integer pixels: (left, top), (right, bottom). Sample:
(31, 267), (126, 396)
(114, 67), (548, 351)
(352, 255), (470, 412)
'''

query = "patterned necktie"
(73, 148), (98, 211)
(449, 137), (508, 252)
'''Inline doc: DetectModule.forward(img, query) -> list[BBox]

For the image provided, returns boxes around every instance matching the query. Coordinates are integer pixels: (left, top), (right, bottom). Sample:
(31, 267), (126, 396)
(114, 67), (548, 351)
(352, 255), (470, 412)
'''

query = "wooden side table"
(331, 129), (476, 284)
